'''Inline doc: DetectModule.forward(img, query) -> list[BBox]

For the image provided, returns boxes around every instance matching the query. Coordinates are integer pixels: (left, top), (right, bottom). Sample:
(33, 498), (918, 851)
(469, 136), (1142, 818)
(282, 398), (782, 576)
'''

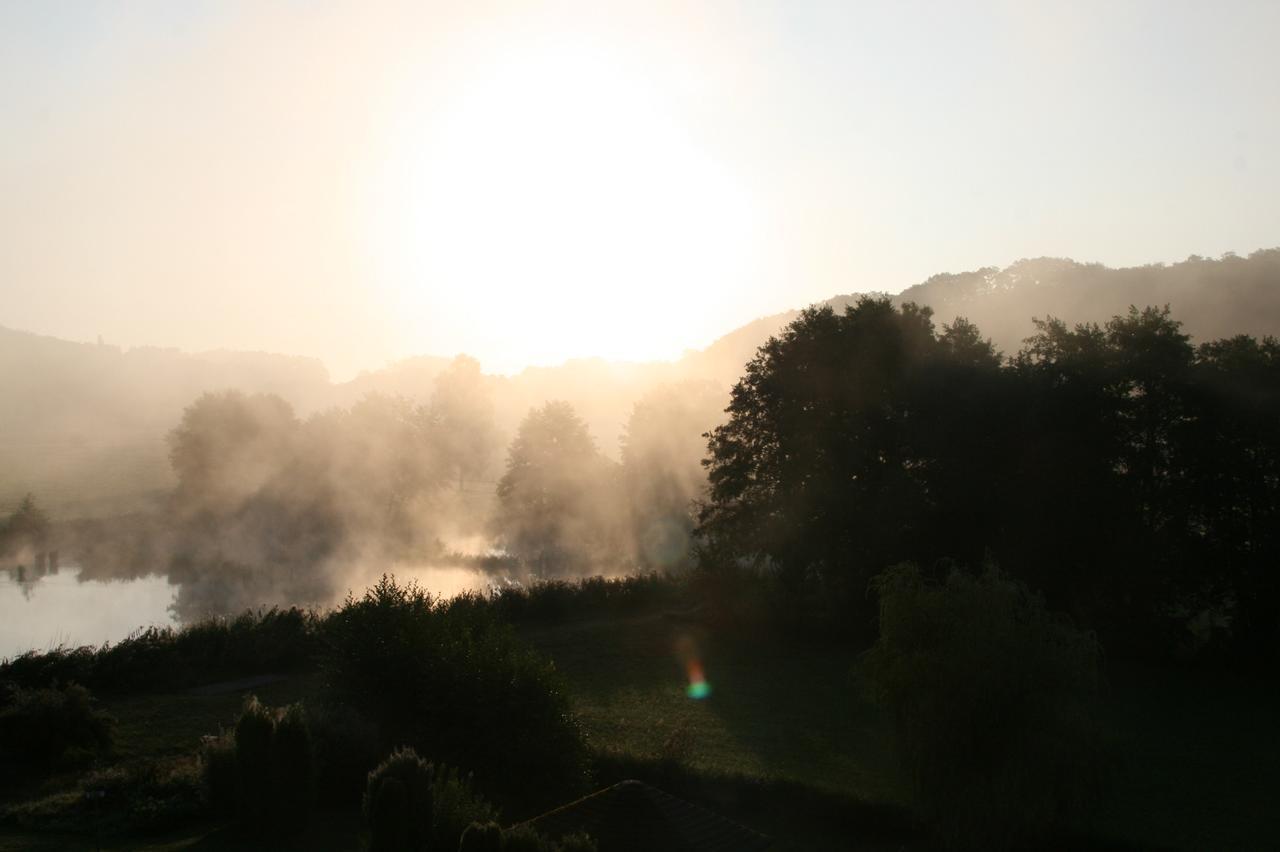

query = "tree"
(697, 296), (1003, 616)
(863, 564), (1105, 849)
(494, 401), (617, 572)
(427, 355), (498, 491)
(168, 390), (299, 515)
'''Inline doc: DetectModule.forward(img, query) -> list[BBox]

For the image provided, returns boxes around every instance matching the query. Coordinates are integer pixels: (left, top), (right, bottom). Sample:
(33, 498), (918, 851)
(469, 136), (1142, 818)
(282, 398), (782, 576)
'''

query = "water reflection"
(0, 554), (497, 660)
(1, 560), (175, 659)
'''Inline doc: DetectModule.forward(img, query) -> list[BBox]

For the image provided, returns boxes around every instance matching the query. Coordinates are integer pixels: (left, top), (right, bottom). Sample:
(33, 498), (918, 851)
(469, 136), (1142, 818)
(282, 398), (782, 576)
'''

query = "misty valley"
(2, 250), (1279, 851)
(3, 4), (1280, 846)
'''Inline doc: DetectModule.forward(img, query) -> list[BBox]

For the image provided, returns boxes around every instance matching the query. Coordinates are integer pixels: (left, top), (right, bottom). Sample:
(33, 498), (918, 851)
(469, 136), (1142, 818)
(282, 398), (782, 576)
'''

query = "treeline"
(44, 354), (721, 619)
(698, 297), (1280, 662)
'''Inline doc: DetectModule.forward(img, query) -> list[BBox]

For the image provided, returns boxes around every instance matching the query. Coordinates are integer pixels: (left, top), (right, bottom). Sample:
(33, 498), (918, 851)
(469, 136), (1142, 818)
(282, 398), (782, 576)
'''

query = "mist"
(6, 248), (1278, 631)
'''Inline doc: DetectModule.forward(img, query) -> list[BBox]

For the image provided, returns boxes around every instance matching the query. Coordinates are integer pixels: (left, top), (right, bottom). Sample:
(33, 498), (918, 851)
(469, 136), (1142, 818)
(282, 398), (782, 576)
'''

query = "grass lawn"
(4, 610), (1277, 850)
(522, 614), (905, 805)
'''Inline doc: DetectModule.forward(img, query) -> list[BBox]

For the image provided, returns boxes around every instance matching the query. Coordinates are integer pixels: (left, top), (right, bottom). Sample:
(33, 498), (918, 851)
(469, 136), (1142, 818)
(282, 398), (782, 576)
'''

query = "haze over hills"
(3, 248), (1277, 515)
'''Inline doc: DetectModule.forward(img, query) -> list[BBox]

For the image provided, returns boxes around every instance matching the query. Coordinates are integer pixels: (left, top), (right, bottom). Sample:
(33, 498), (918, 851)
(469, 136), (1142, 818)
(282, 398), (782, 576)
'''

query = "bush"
(309, 702), (380, 806)
(553, 833), (598, 852)
(362, 748), (500, 852)
(197, 731), (238, 814)
(209, 697), (316, 833)
(0, 681), (113, 775)
(500, 823), (554, 852)
(273, 703), (314, 821)
(430, 763), (498, 850)
(233, 696), (276, 826)
(5, 758), (203, 836)
(323, 576), (588, 812)
(862, 564), (1107, 849)
(459, 820), (503, 852)
(0, 607), (319, 694)
(498, 824), (596, 852)
(479, 573), (683, 626)
(363, 747), (435, 852)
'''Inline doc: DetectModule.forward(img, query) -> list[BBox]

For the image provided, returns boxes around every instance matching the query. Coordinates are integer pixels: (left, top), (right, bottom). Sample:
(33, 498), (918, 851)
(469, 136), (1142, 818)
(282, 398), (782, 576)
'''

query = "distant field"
(3, 610), (1277, 851)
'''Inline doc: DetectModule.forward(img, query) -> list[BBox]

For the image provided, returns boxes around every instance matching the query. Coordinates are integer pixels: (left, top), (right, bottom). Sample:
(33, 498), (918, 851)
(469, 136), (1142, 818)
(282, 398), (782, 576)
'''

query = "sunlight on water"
(0, 564), (176, 659)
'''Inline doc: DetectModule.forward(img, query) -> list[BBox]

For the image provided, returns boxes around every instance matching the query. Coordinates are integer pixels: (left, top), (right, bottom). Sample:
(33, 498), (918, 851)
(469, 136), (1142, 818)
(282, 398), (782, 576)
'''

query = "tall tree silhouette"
(494, 401), (617, 572)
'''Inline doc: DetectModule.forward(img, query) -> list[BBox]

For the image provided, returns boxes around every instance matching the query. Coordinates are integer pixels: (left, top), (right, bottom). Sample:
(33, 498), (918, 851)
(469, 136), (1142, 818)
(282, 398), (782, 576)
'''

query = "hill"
(4, 248), (1277, 516)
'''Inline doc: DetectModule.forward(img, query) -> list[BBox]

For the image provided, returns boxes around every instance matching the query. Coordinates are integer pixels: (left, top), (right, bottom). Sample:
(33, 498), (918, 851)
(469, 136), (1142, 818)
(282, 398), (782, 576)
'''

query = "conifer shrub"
(363, 747), (435, 852)
(233, 696), (276, 826)
(197, 731), (237, 814)
(309, 702), (380, 806)
(208, 697), (316, 832)
(863, 564), (1107, 850)
(273, 702), (314, 821)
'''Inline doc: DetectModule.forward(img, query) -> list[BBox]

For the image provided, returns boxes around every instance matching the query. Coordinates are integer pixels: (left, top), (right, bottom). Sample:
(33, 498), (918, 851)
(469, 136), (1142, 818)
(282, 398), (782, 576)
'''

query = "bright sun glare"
(368, 39), (762, 371)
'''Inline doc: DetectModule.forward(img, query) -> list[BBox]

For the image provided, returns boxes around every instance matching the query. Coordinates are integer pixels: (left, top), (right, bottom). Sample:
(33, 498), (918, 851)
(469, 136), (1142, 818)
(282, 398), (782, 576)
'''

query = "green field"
(3, 610), (1277, 850)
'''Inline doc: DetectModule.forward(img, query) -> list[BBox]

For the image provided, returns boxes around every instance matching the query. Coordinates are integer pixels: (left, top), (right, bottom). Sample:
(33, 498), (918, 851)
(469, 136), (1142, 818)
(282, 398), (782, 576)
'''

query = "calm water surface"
(0, 564), (176, 658)
(0, 561), (494, 659)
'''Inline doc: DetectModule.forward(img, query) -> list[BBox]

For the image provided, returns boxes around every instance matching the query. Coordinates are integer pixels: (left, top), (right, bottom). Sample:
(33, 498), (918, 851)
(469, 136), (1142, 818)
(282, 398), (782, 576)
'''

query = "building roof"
(524, 779), (773, 852)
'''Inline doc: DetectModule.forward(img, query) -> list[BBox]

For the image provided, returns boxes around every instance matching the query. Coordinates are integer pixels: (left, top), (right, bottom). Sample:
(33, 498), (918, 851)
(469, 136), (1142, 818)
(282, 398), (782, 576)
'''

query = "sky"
(2, 0), (1277, 379)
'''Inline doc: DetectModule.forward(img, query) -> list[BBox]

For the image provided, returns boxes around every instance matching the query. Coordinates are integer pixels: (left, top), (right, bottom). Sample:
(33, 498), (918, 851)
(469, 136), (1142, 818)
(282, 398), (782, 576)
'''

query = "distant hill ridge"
(687, 248), (1280, 374)
(3, 248), (1277, 513)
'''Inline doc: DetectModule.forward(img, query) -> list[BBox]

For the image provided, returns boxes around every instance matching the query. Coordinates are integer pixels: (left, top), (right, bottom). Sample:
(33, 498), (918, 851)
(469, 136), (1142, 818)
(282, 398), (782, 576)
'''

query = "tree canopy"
(698, 297), (1280, 657)
(494, 401), (619, 572)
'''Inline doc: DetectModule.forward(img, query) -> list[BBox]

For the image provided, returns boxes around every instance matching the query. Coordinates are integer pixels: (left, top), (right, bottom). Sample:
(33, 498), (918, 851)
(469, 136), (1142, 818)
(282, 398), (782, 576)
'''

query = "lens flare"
(685, 660), (711, 699)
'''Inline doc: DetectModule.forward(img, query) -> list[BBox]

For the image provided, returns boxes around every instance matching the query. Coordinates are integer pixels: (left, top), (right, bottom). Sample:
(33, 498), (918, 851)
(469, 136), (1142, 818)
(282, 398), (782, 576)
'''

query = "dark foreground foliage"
(0, 606), (319, 694)
(0, 681), (113, 776)
(699, 297), (1280, 662)
(201, 697), (316, 835)
(363, 746), (498, 852)
(325, 576), (590, 814)
(0, 574), (684, 694)
(863, 564), (1107, 849)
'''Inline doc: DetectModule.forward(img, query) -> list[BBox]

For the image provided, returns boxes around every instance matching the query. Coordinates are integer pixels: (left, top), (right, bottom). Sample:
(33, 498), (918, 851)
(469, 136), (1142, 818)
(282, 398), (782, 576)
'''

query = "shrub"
(0, 606), (319, 694)
(323, 576), (588, 812)
(197, 731), (238, 814)
(6, 758), (203, 836)
(862, 564), (1107, 849)
(497, 824), (595, 852)
(430, 763), (497, 850)
(213, 697), (316, 833)
(500, 823), (555, 852)
(273, 703), (314, 821)
(233, 696), (276, 826)
(459, 820), (503, 852)
(309, 702), (380, 806)
(554, 833), (598, 852)
(80, 758), (203, 834)
(363, 747), (435, 852)
(0, 681), (113, 775)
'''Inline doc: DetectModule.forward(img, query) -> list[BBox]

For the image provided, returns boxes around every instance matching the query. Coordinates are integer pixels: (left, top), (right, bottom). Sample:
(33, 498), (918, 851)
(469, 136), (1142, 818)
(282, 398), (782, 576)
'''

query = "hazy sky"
(2, 1), (1277, 378)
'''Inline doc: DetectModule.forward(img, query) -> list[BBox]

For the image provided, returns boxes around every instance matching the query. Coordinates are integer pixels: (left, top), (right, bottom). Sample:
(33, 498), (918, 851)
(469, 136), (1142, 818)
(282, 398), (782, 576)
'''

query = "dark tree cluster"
(698, 296), (1280, 659)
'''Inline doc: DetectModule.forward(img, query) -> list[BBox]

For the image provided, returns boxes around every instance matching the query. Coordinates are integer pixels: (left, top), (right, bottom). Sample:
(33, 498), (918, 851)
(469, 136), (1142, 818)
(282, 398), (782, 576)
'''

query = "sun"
(364, 36), (762, 372)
